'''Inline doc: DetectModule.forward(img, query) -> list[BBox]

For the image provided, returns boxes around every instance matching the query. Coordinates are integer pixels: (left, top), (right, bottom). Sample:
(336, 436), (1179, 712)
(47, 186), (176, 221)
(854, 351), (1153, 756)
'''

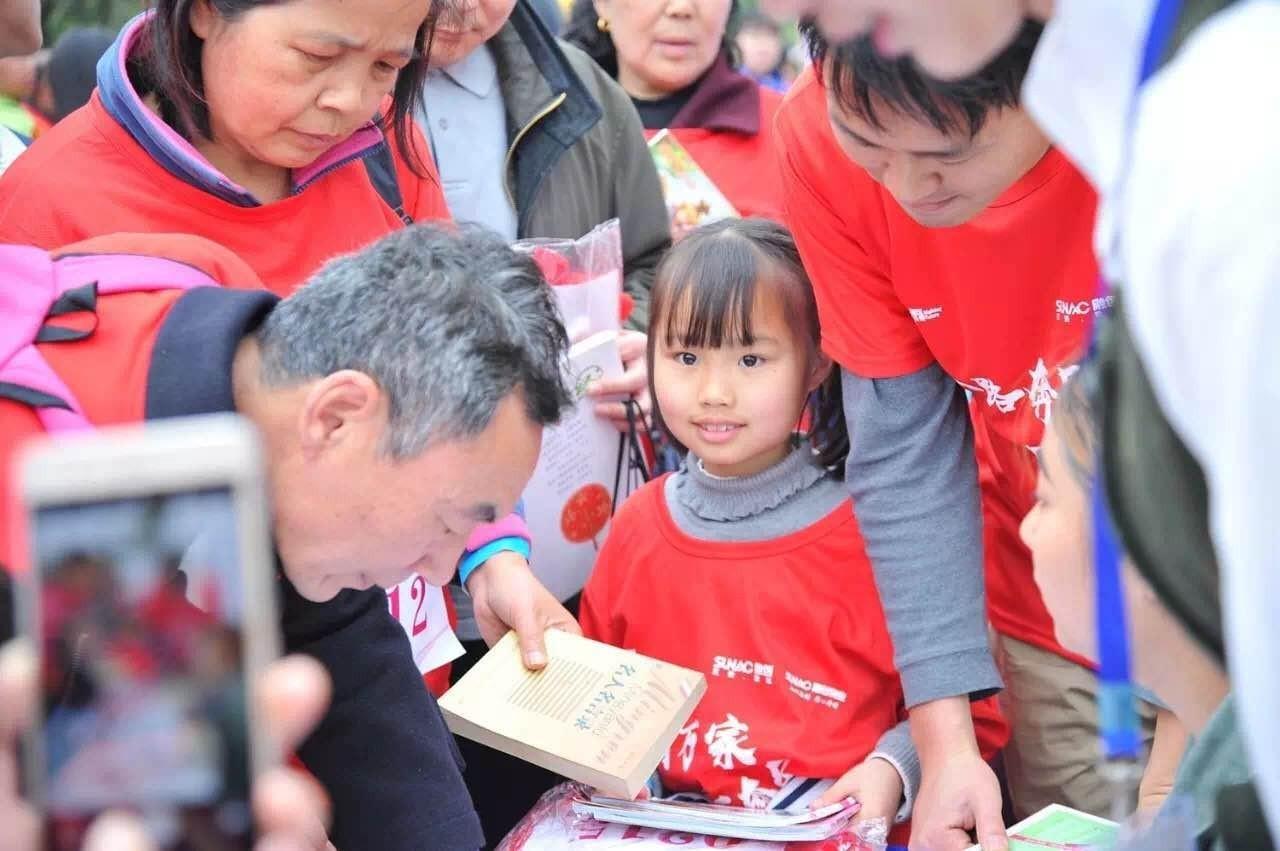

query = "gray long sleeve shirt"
(842, 365), (1002, 707)
(665, 447), (921, 820)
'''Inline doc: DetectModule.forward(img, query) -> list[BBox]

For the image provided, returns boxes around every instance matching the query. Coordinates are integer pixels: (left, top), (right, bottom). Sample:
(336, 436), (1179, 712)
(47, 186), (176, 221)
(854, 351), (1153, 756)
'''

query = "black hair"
(135, 0), (435, 176)
(804, 18), (1043, 138)
(646, 218), (848, 475)
(564, 0), (741, 80)
(1049, 369), (1097, 489)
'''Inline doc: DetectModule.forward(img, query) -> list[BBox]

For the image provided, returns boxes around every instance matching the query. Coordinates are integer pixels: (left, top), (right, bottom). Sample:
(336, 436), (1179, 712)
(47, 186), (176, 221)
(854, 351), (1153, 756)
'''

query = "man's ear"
(297, 370), (385, 457)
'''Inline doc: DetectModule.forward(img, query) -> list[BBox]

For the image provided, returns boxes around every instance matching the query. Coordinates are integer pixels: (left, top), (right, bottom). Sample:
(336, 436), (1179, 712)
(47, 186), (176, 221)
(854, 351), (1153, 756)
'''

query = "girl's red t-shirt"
(581, 476), (1008, 845)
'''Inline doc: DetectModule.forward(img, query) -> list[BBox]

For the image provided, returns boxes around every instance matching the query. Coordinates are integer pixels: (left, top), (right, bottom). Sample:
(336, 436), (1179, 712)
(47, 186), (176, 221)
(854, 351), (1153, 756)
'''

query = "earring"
(597, 16), (610, 32)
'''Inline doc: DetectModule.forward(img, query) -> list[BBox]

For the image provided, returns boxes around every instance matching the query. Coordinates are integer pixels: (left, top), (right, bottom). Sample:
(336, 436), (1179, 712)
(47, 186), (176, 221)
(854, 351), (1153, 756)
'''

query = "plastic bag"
(497, 784), (895, 851)
(847, 817), (889, 851)
(515, 219), (626, 344)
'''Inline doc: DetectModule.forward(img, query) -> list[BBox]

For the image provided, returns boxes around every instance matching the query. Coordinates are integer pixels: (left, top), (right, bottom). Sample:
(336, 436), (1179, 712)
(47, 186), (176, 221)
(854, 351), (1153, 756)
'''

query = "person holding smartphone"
(0, 224), (579, 850)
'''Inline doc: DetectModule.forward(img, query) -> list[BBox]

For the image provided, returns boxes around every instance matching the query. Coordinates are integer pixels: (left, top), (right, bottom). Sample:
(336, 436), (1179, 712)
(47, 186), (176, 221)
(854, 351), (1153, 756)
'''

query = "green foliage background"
(41, 0), (141, 44)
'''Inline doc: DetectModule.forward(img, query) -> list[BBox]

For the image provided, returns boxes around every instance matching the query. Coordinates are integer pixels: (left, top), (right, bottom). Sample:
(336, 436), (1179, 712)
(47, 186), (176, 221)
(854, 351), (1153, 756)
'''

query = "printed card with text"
(966, 804), (1119, 851)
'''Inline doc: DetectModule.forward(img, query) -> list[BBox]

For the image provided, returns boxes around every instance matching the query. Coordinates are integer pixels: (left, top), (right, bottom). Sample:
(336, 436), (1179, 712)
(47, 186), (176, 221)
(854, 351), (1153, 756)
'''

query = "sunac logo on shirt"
(909, 306), (943, 323)
(1056, 295), (1114, 324)
(784, 671), (848, 710)
(711, 655), (775, 685)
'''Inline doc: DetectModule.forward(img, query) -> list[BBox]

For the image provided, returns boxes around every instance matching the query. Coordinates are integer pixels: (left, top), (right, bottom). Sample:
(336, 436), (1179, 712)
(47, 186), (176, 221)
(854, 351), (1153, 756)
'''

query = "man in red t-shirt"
(777, 23), (1150, 846)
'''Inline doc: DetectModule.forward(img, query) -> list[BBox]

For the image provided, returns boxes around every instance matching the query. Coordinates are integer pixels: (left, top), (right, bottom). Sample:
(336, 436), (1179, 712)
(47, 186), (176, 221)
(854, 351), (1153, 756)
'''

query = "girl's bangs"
(657, 232), (763, 350)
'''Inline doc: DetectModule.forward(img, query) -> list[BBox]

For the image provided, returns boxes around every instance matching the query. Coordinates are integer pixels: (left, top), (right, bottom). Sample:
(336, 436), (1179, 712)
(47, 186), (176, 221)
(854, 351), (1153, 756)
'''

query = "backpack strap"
(0, 248), (221, 433)
(363, 141), (414, 226)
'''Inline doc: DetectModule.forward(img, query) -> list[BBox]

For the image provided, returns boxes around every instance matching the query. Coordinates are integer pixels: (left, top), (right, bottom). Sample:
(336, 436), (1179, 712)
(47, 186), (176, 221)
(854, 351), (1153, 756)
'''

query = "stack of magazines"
(572, 794), (861, 842)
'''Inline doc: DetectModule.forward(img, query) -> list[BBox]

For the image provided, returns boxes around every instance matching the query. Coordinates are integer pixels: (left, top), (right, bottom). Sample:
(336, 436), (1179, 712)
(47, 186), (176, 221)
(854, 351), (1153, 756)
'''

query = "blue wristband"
(456, 536), (531, 587)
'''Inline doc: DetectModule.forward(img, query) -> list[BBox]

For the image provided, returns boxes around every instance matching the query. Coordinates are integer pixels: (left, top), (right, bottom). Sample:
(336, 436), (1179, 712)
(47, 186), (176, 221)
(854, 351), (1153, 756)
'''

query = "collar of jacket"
(98, 12), (386, 207)
(145, 287), (279, 420)
(668, 52), (762, 135)
(489, 0), (603, 231)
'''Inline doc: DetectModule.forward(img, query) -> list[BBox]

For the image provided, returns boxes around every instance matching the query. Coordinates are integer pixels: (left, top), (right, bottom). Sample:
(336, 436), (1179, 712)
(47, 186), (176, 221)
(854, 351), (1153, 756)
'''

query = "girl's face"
(191, 0), (429, 171)
(653, 285), (830, 478)
(1020, 424), (1099, 662)
(593, 0), (732, 99)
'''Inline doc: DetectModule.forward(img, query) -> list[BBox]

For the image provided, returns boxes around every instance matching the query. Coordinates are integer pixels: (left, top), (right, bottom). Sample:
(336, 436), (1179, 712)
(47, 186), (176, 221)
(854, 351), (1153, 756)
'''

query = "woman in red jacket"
(565, 0), (785, 222)
(0, 0), (447, 294)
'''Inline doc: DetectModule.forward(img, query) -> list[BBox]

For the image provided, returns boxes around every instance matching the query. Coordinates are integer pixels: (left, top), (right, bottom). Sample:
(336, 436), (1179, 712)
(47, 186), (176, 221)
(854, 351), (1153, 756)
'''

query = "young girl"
(579, 219), (1007, 844)
(1019, 370), (1248, 845)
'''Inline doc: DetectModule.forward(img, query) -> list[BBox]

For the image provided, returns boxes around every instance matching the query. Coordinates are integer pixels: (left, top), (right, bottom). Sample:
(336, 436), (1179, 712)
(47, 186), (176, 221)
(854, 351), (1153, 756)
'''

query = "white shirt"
(1027, 0), (1280, 833)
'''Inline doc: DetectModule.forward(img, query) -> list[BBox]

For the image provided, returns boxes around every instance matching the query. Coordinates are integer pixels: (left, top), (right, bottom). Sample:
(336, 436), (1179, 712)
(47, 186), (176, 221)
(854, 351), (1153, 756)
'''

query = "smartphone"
(14, 414), (279, 850)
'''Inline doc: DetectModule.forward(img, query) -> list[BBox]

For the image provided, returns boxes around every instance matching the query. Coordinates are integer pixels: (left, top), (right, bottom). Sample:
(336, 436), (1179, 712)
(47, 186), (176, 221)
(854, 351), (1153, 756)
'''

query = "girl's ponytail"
(807, 370), (850, 478)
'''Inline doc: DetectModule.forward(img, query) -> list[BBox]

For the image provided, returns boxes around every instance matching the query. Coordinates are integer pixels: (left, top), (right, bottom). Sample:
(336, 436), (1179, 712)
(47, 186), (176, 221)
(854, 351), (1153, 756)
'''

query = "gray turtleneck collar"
(664, 444), (848, 542)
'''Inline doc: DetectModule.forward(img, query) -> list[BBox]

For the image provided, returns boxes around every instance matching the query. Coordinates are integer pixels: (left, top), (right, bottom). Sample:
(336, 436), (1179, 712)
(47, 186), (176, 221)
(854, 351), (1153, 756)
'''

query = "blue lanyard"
(1091, 0), (1185, 763)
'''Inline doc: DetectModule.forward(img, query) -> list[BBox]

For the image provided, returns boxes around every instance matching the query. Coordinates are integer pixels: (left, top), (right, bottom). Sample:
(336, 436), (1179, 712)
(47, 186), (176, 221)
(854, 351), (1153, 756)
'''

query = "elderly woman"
(0, 0), (447, 290)
(566, 0), (785, 220)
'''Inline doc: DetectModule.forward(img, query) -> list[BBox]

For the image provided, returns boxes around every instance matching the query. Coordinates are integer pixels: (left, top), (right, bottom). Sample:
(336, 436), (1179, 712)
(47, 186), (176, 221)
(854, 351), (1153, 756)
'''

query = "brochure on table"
(574, 793), (860, 842)
(965, 804), (1120, 851)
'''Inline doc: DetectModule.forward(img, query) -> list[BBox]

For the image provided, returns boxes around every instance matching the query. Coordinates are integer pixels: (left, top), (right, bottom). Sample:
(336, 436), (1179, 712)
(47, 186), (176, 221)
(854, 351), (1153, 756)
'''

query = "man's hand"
(1136, 709), (1187, 817)
(466, 550), (582, 669)
(587, 330), (652, 433)
(909, 698), (1007, 851)
(0, 640), (335, 851)
(813, 757), (904, 827)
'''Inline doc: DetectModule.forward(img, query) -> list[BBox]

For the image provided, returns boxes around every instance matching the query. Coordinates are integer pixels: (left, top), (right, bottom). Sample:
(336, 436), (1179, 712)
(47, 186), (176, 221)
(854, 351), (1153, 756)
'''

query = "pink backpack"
(0, 245), (218, 432)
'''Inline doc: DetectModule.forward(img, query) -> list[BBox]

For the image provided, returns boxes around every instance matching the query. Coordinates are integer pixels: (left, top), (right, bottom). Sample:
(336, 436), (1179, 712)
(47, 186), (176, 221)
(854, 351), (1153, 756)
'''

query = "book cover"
(965, 804), (1120, 851)
(522, 331), (642, 603)
(648, 129), (739, 236)
(439, 630), (707, 800)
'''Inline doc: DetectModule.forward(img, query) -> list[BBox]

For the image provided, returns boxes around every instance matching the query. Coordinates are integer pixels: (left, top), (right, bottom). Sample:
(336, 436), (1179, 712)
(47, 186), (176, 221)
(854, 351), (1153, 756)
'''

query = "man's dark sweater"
(147, 288), (485, 850)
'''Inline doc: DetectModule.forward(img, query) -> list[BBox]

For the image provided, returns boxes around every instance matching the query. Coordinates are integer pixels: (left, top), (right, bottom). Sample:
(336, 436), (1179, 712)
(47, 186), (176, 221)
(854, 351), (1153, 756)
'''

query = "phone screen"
(29, 487), (253, 850)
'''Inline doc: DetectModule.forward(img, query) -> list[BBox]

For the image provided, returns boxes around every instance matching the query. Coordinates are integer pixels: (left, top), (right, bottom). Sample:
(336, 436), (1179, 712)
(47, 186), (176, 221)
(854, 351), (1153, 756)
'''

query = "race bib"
(386, 575), (465, 674)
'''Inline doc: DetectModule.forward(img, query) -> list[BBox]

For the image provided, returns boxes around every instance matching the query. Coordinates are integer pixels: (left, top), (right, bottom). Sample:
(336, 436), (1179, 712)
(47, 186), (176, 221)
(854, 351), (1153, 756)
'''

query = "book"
(522, 330), (643, 603)
(439, 630), (708, 800)
(572, 793), (861, 843)
(648, 129), (739, 235)
(965, 804), (1120, 851)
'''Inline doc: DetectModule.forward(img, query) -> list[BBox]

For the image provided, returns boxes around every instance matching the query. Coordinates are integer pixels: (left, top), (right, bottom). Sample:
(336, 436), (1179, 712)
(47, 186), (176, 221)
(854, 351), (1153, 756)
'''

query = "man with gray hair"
(0, 224), (578, 850)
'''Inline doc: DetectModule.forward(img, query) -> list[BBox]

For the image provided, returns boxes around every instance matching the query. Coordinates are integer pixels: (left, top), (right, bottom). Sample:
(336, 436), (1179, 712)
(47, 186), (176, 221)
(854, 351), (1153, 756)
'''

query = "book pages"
(440, 631), (707, 799)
